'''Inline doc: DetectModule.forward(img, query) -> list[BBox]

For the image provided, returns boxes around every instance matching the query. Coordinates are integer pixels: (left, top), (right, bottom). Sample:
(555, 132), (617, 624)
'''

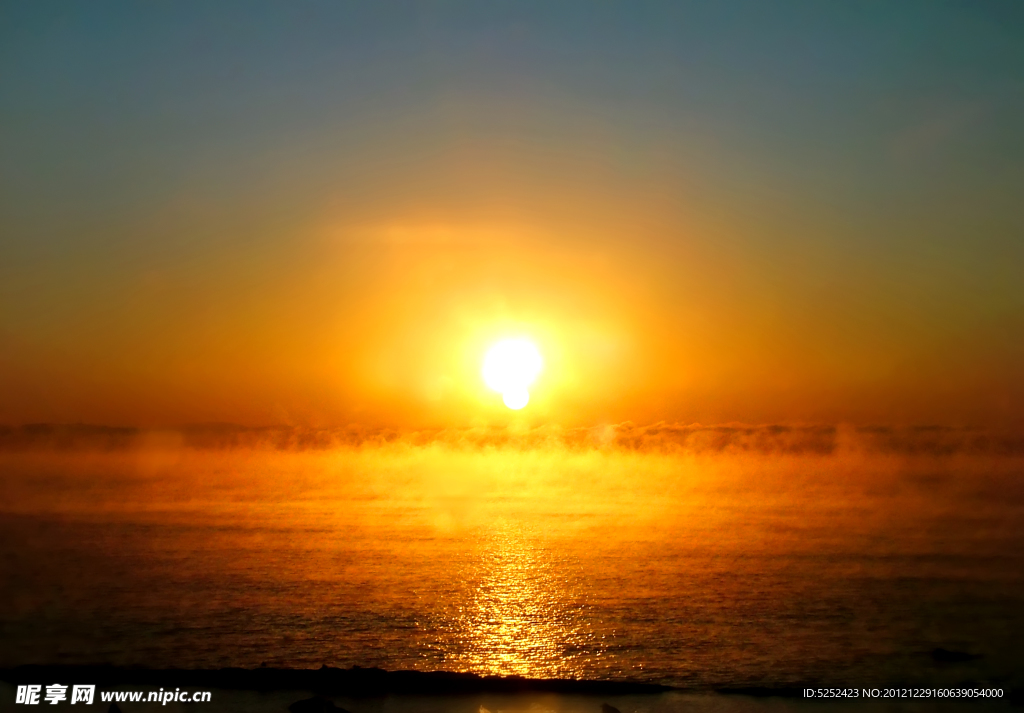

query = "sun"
(483, 338), (543, 410)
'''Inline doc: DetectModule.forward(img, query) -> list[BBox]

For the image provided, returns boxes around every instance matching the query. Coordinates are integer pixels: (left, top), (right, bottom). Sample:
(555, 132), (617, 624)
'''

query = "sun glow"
(483, 339), (543, 410)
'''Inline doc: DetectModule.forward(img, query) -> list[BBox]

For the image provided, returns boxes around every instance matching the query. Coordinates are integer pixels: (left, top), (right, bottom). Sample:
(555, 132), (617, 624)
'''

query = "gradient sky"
(1, 1), (1022, 428)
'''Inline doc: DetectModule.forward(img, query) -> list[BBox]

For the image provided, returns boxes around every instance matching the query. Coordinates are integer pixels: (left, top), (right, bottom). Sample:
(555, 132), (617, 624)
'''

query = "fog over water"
(1, 425), (1021, 691)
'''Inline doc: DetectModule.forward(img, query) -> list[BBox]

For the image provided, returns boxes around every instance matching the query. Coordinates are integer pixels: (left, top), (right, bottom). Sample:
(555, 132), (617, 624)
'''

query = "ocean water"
(1, 441), (1022, 692)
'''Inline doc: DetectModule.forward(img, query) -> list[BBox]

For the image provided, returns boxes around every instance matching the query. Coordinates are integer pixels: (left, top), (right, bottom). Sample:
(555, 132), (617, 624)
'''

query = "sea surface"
(1, 439), (1022, 694)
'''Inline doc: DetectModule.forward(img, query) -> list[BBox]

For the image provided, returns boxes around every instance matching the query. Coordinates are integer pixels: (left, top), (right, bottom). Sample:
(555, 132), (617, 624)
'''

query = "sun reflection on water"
(442, 521), (597, 678)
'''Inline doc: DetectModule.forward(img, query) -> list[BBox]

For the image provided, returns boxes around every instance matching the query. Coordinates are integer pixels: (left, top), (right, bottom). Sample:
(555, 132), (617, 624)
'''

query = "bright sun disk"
(483, 339), (542, 410)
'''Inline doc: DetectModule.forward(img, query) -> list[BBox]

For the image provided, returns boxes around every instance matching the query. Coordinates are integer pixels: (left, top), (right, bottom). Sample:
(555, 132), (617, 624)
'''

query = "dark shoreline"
(0, 665), (677, 697)
(0, 665), (814, 698)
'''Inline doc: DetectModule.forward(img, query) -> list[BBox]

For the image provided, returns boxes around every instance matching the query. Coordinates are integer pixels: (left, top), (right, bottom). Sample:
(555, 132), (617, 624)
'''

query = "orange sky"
(1, 3), (1022, 429)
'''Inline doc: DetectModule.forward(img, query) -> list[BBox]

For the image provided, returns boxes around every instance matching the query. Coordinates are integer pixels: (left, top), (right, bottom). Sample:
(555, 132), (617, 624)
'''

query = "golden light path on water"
(443, 521), (595, 678)
(1, 442), (1022, 687)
